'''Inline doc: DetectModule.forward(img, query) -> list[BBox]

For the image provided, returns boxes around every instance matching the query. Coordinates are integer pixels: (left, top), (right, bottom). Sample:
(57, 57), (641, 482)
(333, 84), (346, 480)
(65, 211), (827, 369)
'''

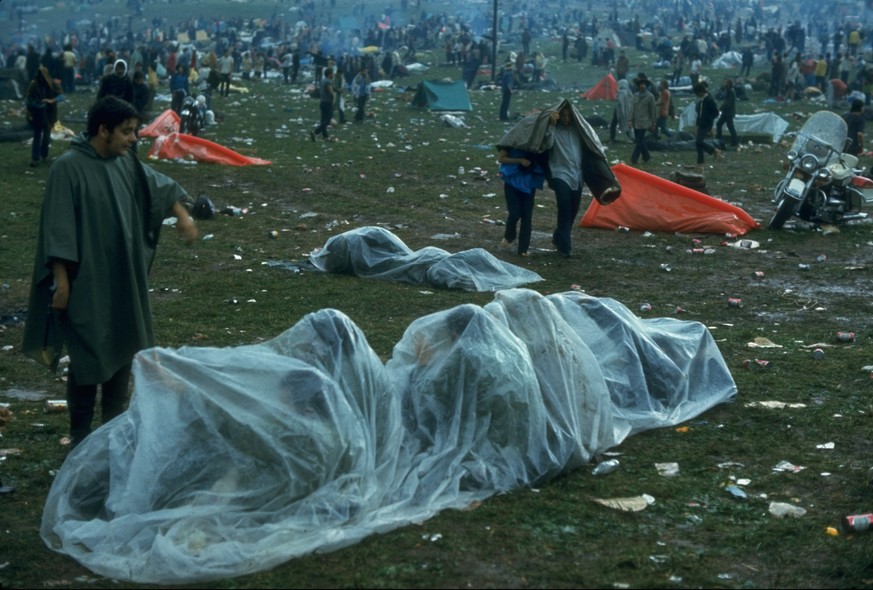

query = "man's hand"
(171, 201), (198, 245)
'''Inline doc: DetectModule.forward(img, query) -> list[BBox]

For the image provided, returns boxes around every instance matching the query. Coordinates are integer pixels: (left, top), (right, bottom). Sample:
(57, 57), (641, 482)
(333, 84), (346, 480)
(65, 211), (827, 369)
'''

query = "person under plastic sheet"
(307, 226), (544, 292)
(387, 304), (552, 492)
(41, 289), (737, 585)
(543, 290), (737, 433)
(483, 289), (628, 469)
(41, 346), (375, 577)
(264, 309), (406, 498)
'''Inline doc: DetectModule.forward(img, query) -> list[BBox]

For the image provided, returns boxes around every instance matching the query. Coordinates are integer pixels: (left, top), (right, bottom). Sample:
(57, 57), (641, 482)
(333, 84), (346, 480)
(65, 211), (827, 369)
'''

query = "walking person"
(842, 98), (865, 156)
(21, 96), (198, 449)
(496, 99), (622, 259)
(26, 65), (60, 167)
(629, 73), (656, 165)
(333, 66), (347, 124)
(497, 147), (545, 256)
(693, 82), (722, 168)
(499, 60), (514, 121)
(655, 79), (674, 140)
(716, 78), (739, 149)
(609, 78), (633, 142)
(310, 66), (335, 141)
(217, 48), (234, 97)
(351, 64), (371, 123)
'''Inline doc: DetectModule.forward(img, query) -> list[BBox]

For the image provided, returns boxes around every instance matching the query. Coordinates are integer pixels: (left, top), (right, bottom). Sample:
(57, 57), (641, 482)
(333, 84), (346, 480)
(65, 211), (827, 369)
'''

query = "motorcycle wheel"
(768, 196), (796, 230)
(773, 178), (788, 202)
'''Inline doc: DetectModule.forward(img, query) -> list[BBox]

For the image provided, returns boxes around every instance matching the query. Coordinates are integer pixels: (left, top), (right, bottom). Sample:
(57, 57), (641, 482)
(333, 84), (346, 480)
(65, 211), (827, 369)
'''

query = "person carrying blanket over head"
(496, 98), (622, 259)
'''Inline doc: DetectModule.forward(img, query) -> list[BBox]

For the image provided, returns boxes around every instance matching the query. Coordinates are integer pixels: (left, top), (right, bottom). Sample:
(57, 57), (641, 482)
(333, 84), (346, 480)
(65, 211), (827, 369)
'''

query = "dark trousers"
(314, 101), (333, 138)
(30, 119), (50, 162)
(550, 178), (582, 256)
(696, 126), (717, 164)
(499, 90), (511, 121)
(67, 362), (132, 448)
(631, 128), (651, 163)
(609, 109), (622, 141)
(503, 184), (535, 254)
(219, 73), (231, 96)
(716, 114), (738, 146)
(355, 95), (368, 122)
(655, 115), (673, 139)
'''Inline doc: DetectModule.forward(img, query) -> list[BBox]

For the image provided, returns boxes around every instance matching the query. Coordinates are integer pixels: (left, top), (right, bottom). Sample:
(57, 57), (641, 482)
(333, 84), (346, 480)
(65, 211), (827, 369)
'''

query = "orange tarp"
(581, 73), (617, 101)
(139, 109), (180, 138)
(147, 132), (272, 166)
(580, 163), (761, 236)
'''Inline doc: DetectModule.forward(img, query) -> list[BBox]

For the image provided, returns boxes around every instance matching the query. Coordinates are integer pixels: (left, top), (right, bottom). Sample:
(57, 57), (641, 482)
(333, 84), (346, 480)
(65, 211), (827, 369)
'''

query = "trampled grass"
(1, 1), (872, 588)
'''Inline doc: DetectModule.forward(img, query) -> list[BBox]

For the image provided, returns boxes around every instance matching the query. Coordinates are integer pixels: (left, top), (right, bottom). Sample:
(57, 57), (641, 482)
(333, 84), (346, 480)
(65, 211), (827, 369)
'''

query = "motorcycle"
(769, 110), (873, 229)
(179, 95), (204, 137)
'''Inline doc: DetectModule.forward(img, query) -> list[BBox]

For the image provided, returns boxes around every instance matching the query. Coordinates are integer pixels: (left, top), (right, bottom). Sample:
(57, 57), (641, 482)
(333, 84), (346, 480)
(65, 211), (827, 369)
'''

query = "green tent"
(410, 79), (473, 111)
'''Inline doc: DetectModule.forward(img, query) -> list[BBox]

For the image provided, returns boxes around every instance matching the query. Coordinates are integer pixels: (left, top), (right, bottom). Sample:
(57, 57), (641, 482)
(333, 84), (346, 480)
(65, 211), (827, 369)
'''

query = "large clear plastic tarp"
(41, 290), (736, 584)
(308, 226), (544, 291)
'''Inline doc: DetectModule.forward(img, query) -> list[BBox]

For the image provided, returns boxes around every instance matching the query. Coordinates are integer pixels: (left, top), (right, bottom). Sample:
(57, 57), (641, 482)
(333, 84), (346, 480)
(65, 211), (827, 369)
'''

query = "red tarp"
(147, 132), (272, 166)
(580, 163), (761, 236)
(580, 73), (617, 101)
(139, 109), (180, 138)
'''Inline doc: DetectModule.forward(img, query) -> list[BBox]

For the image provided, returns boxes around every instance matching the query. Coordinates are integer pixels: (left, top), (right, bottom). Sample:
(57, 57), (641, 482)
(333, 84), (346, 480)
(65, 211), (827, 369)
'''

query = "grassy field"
(1, 1), (873, 588)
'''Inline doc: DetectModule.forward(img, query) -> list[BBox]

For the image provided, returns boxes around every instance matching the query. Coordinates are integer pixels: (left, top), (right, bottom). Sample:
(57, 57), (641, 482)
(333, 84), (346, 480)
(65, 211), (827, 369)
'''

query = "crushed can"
(727, 298), (743, 308)
(812, 348), (825, 360)
(752, 271), (765, 279)
(591, 459), (620, 475)
(44, 400), (68, 413)
(842, 513), (873, 532)
(837, 331), (856, 342)
(639, 303), (653, 312)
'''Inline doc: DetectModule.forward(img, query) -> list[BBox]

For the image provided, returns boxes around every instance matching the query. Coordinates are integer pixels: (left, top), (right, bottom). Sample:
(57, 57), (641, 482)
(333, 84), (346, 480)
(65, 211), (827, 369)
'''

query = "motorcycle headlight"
(800, 154), (819, 171)
(786, 150), (799, 162)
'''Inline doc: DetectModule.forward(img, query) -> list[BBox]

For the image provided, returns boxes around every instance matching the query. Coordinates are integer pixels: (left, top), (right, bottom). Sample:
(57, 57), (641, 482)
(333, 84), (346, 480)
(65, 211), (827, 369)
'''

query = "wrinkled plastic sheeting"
(309, 226), (544, 291)
(41, 291), (736, 585)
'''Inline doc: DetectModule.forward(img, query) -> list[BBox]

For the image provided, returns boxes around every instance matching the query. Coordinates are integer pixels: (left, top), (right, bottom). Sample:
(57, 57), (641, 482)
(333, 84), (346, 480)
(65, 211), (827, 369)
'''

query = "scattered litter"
(816, 442), (835, 450)
(745, 401), (807, 409)
(717, 461), (745, 469)
(825, 526), (839, 536)
(592, 459), (620, 475)
(843, 513), (872, 532)
(728, 239), (760, 249)
(769, 502), (807, 518)
(747, 337), (782, 348)
(593, 494), (655, 512)
(724, 485), (747, 499)
(422, 533), (443, 542)
(655, 462), (679, 477)
(773, 460), (806, 473)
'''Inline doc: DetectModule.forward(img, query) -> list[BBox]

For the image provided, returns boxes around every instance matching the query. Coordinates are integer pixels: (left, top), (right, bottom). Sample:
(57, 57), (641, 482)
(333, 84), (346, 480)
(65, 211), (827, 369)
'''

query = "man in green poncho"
(22, 96), (198, 449)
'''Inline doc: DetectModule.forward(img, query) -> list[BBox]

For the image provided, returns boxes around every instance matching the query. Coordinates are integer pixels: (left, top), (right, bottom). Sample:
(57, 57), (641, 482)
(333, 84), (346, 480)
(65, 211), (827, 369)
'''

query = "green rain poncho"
(22, 133), (189, 385)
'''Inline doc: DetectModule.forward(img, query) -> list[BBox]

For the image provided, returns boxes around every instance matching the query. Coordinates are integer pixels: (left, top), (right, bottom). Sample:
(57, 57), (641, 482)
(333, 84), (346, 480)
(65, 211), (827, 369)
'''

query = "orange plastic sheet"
(580, 72), (617, 100)
(139, 109), (180, 138)
(580, 163), (761, 236)
(147, 132), (272, 166)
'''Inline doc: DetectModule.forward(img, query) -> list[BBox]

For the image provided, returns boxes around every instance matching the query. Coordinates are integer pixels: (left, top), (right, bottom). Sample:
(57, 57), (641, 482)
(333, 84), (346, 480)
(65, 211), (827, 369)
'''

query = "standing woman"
(26, 65), (59, 167)
(693, 81), (721, 168)
(497, 148), (545, 257)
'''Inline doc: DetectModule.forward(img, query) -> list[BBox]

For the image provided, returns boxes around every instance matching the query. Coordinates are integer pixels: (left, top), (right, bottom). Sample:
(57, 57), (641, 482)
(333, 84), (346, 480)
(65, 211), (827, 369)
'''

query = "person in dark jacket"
(96, 59), (134, 104)
(716, 78), (738, 148)
(843, 98), (865, 156)
(25, 65), (59, 167)
(693, 82), (722, 167)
